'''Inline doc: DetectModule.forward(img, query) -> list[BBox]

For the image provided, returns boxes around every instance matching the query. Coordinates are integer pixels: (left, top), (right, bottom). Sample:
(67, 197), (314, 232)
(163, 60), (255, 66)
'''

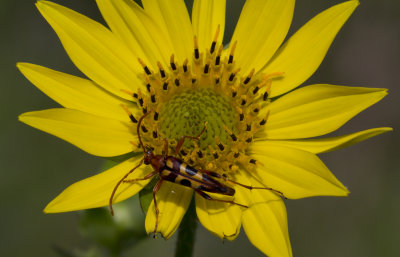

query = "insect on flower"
(109, 110), (286, 236)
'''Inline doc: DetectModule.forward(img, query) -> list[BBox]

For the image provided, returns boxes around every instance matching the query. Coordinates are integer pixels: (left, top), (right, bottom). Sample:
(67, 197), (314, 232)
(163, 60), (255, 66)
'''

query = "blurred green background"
(1, 0), (399, 256)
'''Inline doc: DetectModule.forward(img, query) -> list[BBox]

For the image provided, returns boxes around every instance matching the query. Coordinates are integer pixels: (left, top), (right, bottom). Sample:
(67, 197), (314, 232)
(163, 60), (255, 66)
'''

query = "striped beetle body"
(109, 110), (285, 237)
(162, 157), (235, 196)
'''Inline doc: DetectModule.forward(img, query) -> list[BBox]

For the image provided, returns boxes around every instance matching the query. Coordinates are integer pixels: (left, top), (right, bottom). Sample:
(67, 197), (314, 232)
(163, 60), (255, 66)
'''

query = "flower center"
(123, 27), (283, 174)
(159, 88), (236, 150)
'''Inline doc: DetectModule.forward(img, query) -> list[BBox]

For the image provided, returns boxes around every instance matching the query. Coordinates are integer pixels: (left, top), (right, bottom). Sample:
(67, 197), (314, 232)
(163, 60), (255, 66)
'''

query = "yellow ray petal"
(17, 63), (136, 122)
(36, 1), (142, 100)
(230, 0), (294, 75)
(263, 0), (359, 97)
(142, 0), (193, 62)
(259, 127), (392, 154)
(195, 192), (242, 241)
(145, 182), (193, 239)
(95, 0), (173, 68)
(192, 0), (226, 53)
(19, 108), (136, 157)
(45, 156), (152, 213)
(232, 173), (291, 256)
(242, 203), (292, 257)
(249, 143), (349, 199)
(263, 84), (387, 139)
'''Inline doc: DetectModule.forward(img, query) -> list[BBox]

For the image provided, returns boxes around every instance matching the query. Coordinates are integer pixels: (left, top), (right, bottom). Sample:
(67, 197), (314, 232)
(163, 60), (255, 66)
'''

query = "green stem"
(174, 199), (197, 257)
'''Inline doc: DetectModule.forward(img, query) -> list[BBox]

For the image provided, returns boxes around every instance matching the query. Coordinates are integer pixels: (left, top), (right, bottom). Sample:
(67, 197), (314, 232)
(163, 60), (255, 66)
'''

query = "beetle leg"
(224, 178), (287, 199)
(152, 179), (163, 238)
(195, 190), (247, 208)
(163, 138), (169, 156)
(109, 158), (144, 216)
(123, 170), (158, 183)
(175, 122), (208, 154)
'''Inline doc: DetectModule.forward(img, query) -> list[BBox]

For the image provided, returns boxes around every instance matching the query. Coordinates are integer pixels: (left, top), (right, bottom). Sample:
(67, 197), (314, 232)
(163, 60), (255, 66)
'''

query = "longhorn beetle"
(109, 110), (285, 236)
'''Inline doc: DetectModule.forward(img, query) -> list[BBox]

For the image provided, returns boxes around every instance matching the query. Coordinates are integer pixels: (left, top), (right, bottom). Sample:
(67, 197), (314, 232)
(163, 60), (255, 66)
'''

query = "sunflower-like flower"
(19, 0), (390, 256)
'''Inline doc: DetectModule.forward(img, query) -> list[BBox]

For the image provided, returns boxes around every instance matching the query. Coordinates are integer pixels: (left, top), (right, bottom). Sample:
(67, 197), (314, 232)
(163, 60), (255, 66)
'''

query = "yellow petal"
(17, 63), (136, 122)
(195, 192), (242, 241)
(95, 0), (173, 67)
(145, 181), (193, 239)
(19, 108), (136, 157)
(234, 173), (291, 256)
(260, 127), (392, 154)
(36, 1), (142, 100)
(263, 84), (387, 139)
(142, 0), (193, 63)
(45, 156), (152, 213)
(192, 0), (226, 53)
(264, 0), (359, 97)
(230, 0), (294, 75)
(250, 143), (349, 199)
(242, 203), (292, 257)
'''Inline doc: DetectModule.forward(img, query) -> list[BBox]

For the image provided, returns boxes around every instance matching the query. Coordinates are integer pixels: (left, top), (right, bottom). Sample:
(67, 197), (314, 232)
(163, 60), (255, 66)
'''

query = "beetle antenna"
(109, 158), (144, 216)
(137, 110), (153, 152)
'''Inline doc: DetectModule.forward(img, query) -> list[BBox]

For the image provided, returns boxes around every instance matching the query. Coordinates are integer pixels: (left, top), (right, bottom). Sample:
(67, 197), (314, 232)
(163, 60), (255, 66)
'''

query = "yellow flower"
(18, 0), (391, 256)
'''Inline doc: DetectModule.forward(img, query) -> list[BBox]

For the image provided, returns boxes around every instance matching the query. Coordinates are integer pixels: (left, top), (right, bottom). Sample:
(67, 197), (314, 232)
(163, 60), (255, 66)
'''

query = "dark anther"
(230, 133), (238, 141)
(259, 119), (266, 126)
(192, 78), (197, 84)
(194, 49), (200, 59)
(215, 78), (220, 84)
(210, 42), (216, 54)
(244, 77), (251, 85)
(246, 137), (253, 143)
(144, 66), (151, 75)
(252, 86), (259, 94)
(142, 107), (147, 114)
(213, 152), (219, 159)
(253, 108), (259, 113)
(239, 113), (244, 121)
(229, 73), (235, 81)
(138, 97), (144, 107)
(146, 83), (151, 92)
(188, 159), (194, 165)
(163, 82), (168, 90)
(218, 143), (225, 151)
(141, 125), (148, 133)
(263, 92), (269, 101)
(171, 62), (177, 71)
(151, 94), (156, 103)
(175, 78), (180, 86)
(204, 64), (210, 74)
(215, 56), (220, 66)
(197, 151), (203, 158)
(154, 112), (159, 121)
(152, 131), (158, 138)
(246, 124), (251, 131)
(249, 159), (257, 164)
(183, 64), (188, 73)
(129, 114), (138, 123)
(241, 99), (247, 106)
(159, 69), (165, 78)
(232, 91), (237, 98)
(234, 152), (240, 158)
(229, 164), (233, 169)
(133, 93), (138, 98)
(180, 150), (187, 156)
(228, 55), (234, 64)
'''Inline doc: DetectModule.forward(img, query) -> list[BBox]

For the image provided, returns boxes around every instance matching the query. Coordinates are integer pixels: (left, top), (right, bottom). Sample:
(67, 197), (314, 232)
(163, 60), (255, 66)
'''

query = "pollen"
(125, 27), (283, 175)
